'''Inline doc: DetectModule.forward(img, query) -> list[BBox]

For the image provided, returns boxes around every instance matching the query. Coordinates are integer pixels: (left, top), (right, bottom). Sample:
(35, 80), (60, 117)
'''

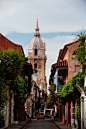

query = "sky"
(0, 0), (86, 88)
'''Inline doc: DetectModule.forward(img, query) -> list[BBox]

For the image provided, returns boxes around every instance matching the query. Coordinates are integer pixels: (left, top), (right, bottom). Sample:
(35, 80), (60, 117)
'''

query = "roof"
(29, 37), (45, 49)
(0, 33), (25, 56)
(0, 33), (21, 47)
(52, 60), (67, 68)
(58, 40), (80, 61)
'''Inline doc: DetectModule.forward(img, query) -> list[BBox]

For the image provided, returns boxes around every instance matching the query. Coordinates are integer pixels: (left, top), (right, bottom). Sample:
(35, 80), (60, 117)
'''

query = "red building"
(0, 33), (24, 56)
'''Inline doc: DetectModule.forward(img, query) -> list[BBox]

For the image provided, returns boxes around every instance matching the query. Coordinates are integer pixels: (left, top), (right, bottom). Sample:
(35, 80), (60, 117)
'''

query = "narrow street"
(24, 119), (59, 129)
(0, 1), (86, 129)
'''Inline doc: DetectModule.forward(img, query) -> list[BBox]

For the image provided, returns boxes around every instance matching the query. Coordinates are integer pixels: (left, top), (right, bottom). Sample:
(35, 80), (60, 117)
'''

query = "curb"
(51, 119), (61, 129)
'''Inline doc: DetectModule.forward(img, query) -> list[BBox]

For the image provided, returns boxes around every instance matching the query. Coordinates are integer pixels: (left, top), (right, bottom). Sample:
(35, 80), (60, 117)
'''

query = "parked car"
(37, 112), (44, 120)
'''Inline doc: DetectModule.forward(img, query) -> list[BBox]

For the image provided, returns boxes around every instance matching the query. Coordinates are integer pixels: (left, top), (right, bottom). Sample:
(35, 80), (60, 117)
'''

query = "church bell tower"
(28, 20), (47, 93)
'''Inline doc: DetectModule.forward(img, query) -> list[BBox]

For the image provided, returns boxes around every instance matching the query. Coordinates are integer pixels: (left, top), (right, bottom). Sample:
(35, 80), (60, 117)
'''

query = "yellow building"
(28, 20), (47, 93)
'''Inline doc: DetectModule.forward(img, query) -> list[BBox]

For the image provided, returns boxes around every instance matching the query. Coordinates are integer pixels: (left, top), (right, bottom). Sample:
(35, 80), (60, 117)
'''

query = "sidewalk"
(5, 118), (31, 129)
(51, 116), (72, 129)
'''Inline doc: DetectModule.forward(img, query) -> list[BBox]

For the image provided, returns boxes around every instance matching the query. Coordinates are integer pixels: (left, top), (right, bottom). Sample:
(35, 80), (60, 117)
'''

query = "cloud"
(0, 0), (86, 34)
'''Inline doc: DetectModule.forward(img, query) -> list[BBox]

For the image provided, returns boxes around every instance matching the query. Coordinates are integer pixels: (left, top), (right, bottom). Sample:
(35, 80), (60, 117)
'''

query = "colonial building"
(28, 20), (47, 93)
(49, 39), (83, 128)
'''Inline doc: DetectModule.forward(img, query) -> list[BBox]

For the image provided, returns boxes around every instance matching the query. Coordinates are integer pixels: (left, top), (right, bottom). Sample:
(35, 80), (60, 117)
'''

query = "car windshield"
(39, 113), (43, 115)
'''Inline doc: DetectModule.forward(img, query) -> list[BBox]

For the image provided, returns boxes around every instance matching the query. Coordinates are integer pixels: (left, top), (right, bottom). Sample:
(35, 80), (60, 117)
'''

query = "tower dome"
(28, 20), (45, 56)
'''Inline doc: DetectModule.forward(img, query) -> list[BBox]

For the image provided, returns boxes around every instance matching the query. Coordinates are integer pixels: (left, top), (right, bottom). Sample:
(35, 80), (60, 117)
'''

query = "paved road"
(24, 119), (59, 129)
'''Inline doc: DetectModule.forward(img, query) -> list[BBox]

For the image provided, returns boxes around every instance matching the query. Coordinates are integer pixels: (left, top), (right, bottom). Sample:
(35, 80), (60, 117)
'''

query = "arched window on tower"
(34, 49), (37, 55)
(34, 63), (37, 69)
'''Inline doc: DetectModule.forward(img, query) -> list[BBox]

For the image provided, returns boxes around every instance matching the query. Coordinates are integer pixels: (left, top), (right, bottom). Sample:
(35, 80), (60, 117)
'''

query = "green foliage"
(0, 49), (25, 82)
(48, 83), (56, 100)
(0, 49), (27, 126)
(76, 107), (81, 123)
(58, 72), (84, 98)
(14, 75), (27, 103)
(73, 32), (86, 73)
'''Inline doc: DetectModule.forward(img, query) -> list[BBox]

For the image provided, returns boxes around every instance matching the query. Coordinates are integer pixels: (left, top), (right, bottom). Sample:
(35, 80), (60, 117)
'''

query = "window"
(34, 63), (37, 69)
(34, 49), (37, 55)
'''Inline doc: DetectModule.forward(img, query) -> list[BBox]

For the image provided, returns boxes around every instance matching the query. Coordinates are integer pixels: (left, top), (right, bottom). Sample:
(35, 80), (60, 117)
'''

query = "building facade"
(28, 21), (47, 93)
(49, 40), (83, 128)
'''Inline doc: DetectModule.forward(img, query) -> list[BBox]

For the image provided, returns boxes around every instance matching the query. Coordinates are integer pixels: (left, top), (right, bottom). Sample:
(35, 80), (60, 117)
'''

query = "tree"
(0, 49), (27, 127)
(73, 32), (86, 73)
